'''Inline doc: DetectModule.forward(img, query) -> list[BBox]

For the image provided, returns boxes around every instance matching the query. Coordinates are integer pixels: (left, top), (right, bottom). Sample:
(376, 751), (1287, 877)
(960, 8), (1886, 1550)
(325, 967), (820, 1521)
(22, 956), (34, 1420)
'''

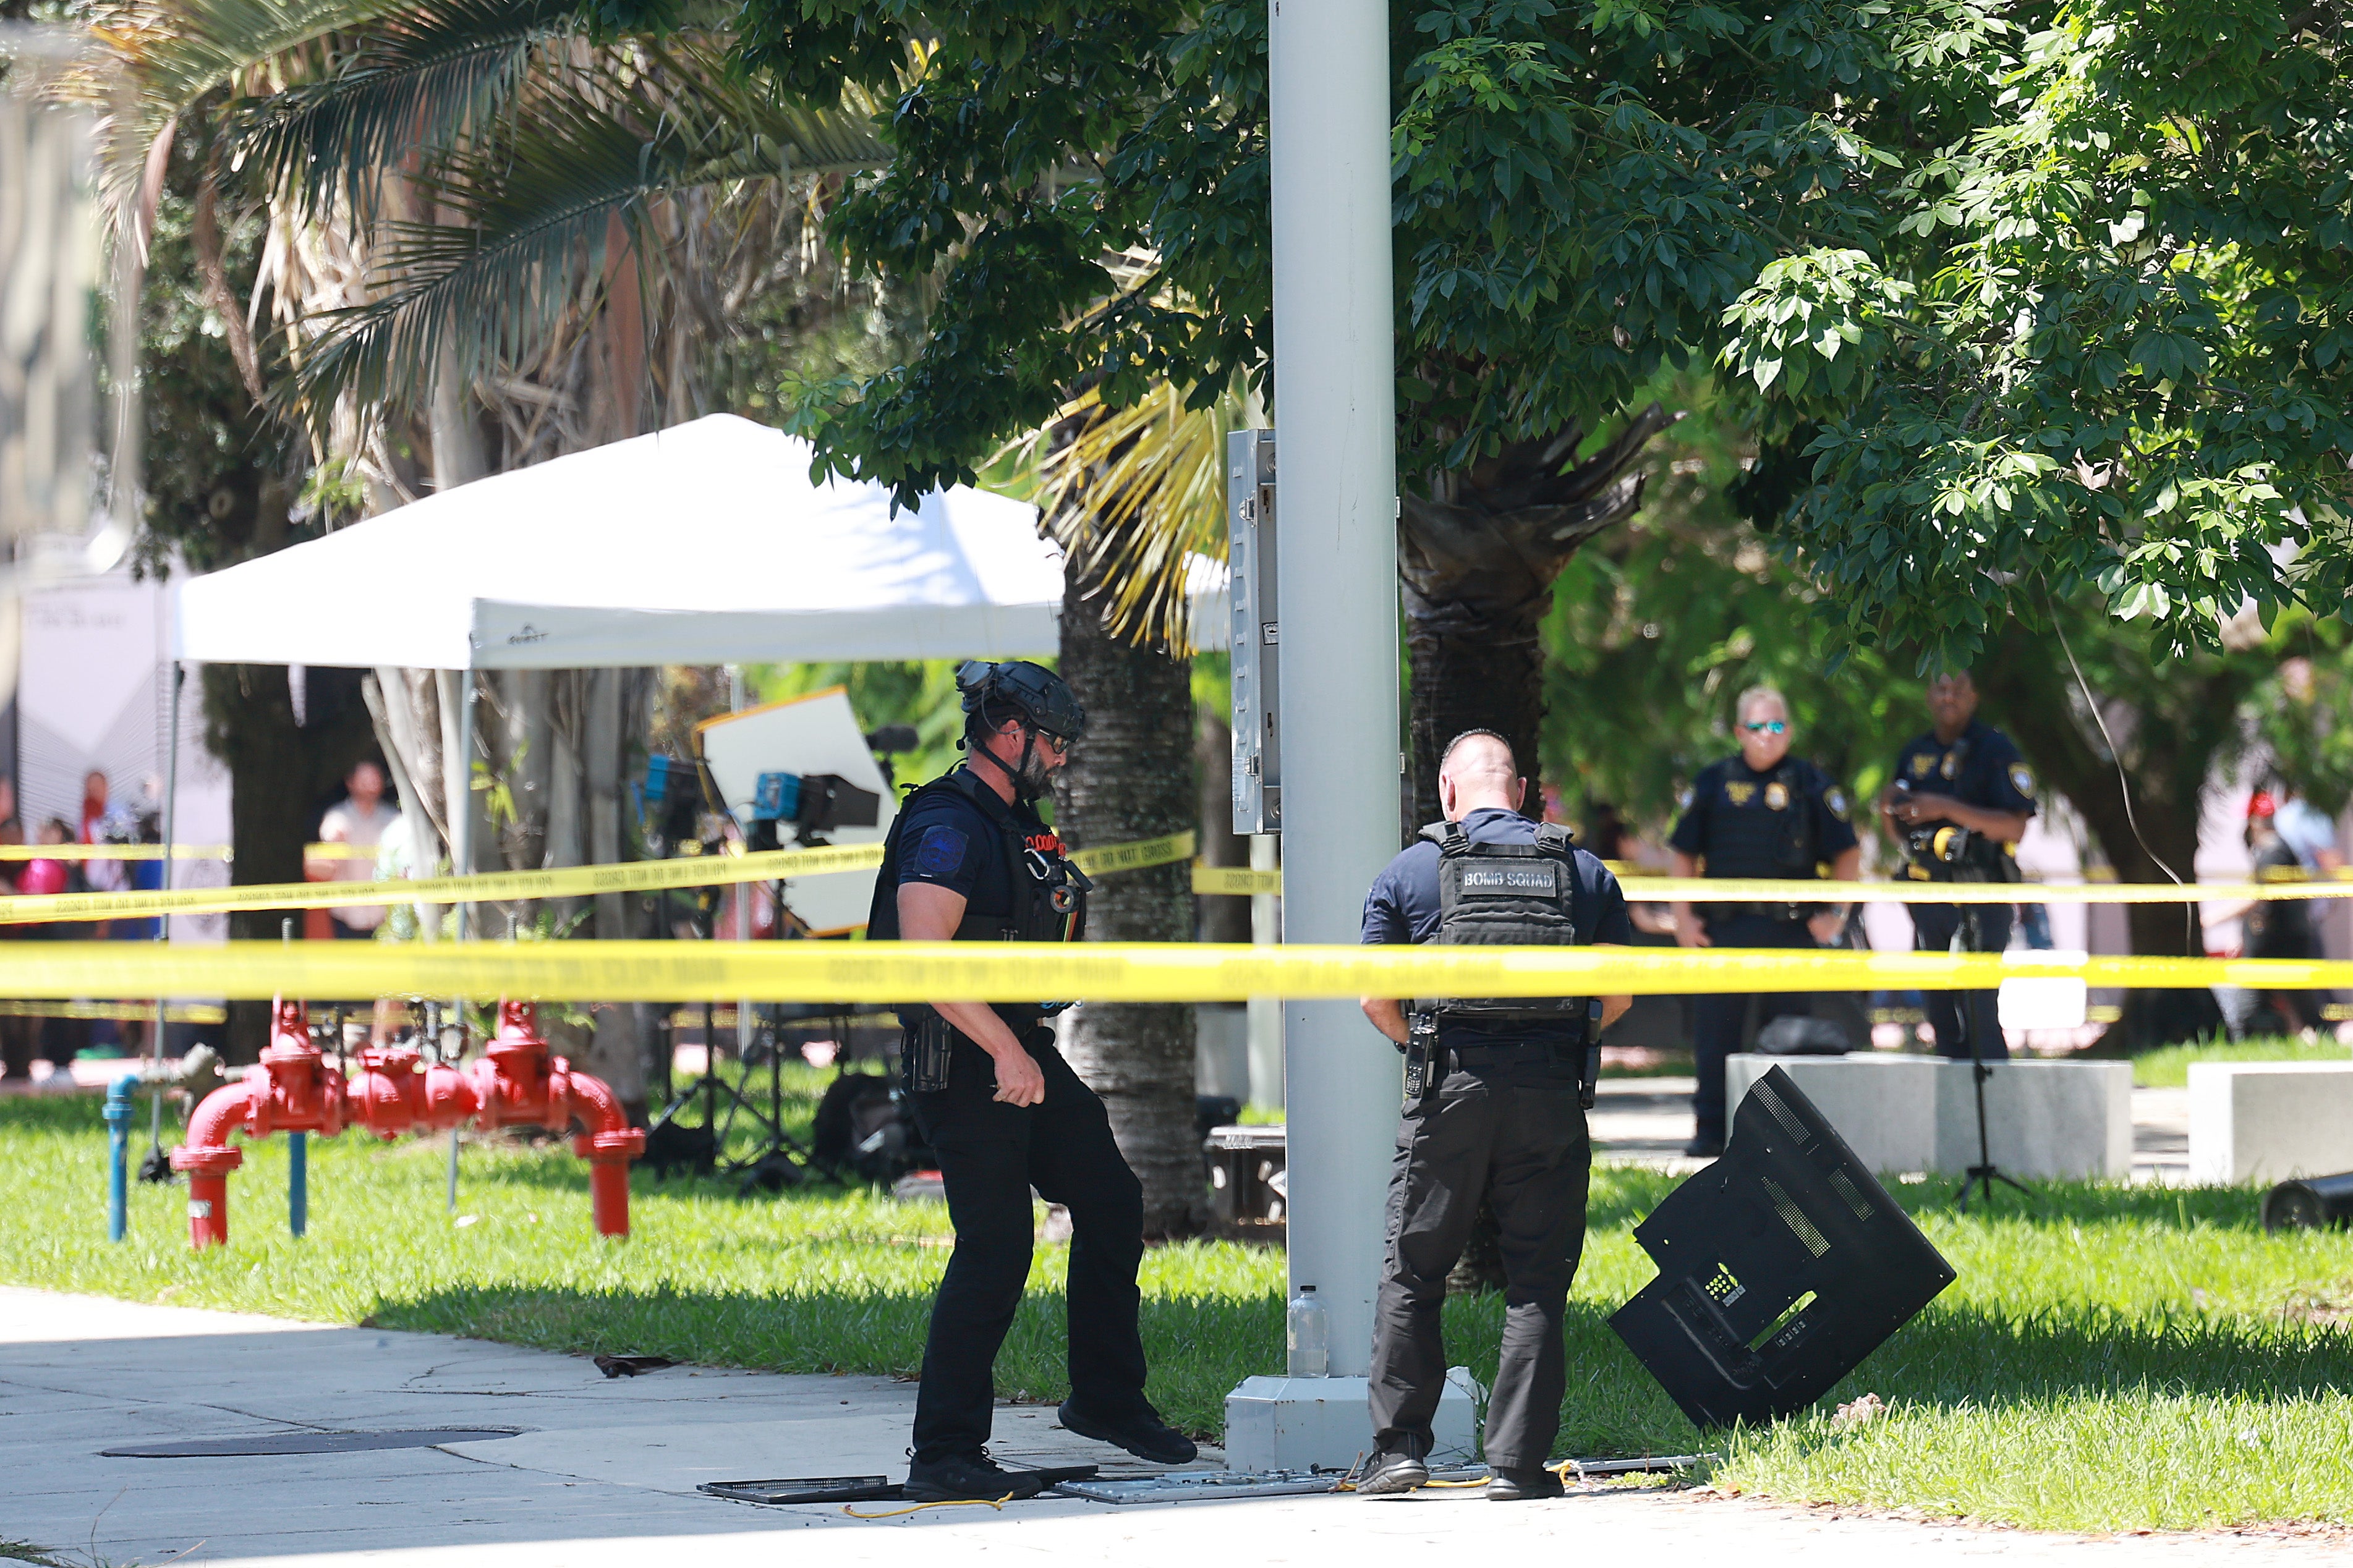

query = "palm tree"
(74, 0), (881, 1093)
(1008, 381), (1236, 1237)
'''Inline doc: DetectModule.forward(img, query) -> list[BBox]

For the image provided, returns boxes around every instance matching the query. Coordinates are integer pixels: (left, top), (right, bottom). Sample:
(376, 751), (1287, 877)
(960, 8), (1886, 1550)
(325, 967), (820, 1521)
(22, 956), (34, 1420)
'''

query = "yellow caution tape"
(0, 822), (2334, 927)
(0, 829), (1201, 927)
(0, 940), (2344, 1002)
(0, 999), (228, 1023)
(664, 1006), (901, 1030)
(0, 842), (377, 861)
(1616, 875), (2353, 904)
(1193, 864), (1283, 896)
(1070, 831), (1193, 876)
(1188, 865), (2353, 904)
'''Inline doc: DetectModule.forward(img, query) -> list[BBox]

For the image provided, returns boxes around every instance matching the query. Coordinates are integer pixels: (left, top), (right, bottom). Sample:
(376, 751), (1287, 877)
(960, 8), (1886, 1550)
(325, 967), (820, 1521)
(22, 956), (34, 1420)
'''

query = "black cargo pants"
(906, 1024), (1152, 1464)
(1691, 912), (1820, 1146)
(1369, 1057), (1591, 1472)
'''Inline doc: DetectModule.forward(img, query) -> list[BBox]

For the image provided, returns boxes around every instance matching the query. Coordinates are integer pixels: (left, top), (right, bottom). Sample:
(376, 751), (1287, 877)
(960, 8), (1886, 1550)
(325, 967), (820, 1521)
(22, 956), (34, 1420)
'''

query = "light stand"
(1950, 897), (2031, 1210)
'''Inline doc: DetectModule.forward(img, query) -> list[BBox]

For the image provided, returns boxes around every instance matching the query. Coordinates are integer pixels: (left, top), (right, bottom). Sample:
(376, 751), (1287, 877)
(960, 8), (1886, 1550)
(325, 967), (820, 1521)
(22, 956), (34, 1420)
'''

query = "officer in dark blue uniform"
(1353, 731), (1632, 1502)
(866, 659), (1194, 1502)
(1666, 687), (1861, 1157)
(1881, 670), (2037, 1060)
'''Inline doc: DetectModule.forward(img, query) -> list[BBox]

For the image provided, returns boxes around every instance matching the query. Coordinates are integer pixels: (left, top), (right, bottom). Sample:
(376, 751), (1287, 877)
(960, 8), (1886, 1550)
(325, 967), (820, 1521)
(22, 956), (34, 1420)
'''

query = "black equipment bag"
(1609, 1067), (1955, 1428)
(1413, 819), (1585, 1020)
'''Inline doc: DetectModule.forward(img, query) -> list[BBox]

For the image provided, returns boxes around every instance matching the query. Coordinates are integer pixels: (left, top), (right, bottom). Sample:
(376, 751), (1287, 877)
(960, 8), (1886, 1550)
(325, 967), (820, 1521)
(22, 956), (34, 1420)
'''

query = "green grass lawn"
(5, 1091), (2353, 1533)
(2130, 1033), (2353, 1088)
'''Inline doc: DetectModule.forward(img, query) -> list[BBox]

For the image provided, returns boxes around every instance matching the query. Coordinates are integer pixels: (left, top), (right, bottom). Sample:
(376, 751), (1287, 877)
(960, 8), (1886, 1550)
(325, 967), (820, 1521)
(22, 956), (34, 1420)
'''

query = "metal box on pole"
(1227, 430), (1280, 835)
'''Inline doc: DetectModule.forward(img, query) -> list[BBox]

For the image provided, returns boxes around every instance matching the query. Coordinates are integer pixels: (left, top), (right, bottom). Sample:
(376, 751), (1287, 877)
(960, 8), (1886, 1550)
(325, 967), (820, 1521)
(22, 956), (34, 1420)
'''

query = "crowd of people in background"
(0, 758), (407, 1086)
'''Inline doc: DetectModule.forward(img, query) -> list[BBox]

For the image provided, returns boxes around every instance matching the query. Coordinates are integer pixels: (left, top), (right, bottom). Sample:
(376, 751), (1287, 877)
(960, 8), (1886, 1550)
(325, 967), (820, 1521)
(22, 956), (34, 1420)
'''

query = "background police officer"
(1355, 731), (1632, 1502)
(1667, 686), (1861, 1157)
(1881, 669), (2036, 1061)
(868, 659), (1194, 1502)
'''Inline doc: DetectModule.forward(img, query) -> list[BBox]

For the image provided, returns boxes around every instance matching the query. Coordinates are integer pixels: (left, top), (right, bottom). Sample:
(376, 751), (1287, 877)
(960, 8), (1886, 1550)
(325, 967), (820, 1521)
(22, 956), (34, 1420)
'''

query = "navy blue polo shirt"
(1891, 721), (2038, 835)
(1362, 808), (1632, 1051)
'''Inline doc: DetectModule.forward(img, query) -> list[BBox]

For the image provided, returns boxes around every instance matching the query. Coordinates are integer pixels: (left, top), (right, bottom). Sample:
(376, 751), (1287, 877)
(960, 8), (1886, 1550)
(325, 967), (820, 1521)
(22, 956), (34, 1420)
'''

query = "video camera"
(1891, 779), (2014, 884)
(751, 771), (882, 838)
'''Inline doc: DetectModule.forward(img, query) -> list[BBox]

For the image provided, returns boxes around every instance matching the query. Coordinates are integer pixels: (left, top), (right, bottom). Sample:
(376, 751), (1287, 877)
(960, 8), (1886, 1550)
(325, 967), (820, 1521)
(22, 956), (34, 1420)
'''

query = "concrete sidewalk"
(4, 1287), (2339, 1567)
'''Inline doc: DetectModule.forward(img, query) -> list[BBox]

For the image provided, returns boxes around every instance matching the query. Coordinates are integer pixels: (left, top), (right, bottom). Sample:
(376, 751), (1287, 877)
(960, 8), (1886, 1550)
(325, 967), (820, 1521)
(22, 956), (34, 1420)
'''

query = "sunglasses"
(1743, 720), (1788, 735)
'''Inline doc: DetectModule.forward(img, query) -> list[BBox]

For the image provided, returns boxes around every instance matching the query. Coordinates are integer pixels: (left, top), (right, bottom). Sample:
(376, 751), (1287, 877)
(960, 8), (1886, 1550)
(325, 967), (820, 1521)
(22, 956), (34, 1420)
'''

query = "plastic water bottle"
(1286, 1283), (1328, 1377)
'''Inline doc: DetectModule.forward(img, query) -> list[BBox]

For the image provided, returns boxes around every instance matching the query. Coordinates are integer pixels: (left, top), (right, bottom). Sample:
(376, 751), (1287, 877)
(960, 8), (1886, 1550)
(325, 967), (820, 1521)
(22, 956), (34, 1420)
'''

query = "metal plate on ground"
(700, 1477), (897, 1505)
(702, 1464), (1099, 1507)
(101, 1429), (524, 1458)
(1055, 1470), (1339, 1504)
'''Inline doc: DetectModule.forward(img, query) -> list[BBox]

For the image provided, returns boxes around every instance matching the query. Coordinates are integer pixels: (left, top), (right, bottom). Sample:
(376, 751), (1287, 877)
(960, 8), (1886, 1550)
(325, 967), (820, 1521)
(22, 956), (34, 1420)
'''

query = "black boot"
(1486, 1465), (1565, 1501)
(1056, 1399), (1199, 1464)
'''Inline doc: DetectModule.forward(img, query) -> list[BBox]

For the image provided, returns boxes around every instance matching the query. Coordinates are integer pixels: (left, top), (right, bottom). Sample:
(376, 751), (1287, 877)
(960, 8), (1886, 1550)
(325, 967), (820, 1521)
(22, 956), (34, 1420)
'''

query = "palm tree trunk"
(1402, 406), (1673, 825)
(1055, 570), (1202, 1239)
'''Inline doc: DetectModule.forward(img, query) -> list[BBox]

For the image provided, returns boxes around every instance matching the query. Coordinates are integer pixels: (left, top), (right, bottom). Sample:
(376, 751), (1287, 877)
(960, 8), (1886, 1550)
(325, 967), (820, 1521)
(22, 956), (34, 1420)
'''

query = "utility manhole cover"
(101, 1429), (524, 1458)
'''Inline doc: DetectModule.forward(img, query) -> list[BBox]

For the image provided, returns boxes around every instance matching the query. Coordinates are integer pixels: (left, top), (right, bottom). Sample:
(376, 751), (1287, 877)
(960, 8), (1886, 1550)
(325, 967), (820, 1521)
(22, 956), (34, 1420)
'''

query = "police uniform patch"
(1764, 781), (1789, 811)
(1826, 787), (1850, 821)
(2009, 764), (2036, 799)
(1725, 781), (1757, 807)
(911, 824), (969, 878)
(1677, 786), (1695, 811)
(1910, 755), (1933, 777)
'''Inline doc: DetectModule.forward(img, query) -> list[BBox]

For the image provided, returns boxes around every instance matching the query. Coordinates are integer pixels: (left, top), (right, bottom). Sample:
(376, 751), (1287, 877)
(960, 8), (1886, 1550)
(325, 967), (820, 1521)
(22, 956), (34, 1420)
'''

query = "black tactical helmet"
(956, 659), (1086, 744)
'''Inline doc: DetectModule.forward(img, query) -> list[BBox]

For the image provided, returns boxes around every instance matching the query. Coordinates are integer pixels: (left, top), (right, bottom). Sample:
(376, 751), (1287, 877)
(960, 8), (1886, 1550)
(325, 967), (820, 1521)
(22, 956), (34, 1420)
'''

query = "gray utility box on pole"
(1227, 428), (1280, 834)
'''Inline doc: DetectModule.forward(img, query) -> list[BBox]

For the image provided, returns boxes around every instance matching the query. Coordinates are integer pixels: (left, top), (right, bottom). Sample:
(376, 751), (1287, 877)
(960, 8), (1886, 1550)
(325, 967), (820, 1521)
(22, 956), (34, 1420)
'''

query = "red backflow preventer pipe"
(171, 998), (644, 1248)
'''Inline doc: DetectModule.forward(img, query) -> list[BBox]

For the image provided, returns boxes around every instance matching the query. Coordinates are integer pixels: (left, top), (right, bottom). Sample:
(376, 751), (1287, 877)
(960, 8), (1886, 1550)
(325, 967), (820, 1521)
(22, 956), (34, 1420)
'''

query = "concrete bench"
(1727, 1054), (2131, 1179)
(2189, 1061), (2353, 1185)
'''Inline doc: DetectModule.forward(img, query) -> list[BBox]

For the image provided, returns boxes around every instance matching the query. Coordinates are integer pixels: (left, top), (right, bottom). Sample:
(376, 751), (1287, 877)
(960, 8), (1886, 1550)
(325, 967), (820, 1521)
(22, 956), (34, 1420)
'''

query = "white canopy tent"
(169, 411), (1095, 940)
(174, 413), (1070, 671)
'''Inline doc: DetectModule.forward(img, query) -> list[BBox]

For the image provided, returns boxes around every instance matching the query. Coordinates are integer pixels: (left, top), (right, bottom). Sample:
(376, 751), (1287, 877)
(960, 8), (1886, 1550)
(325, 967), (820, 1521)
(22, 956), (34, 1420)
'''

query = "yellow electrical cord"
(841, 1491), (1018, 1519)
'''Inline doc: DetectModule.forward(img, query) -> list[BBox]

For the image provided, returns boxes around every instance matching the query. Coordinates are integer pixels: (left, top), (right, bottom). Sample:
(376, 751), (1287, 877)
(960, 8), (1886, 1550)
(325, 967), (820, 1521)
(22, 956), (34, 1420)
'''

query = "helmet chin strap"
(968, 724), (1045, 805)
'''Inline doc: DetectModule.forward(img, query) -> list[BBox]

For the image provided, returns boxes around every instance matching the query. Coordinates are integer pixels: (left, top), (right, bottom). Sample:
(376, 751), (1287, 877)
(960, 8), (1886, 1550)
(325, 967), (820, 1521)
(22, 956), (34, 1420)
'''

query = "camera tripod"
(1947, 899), (2032, 1210)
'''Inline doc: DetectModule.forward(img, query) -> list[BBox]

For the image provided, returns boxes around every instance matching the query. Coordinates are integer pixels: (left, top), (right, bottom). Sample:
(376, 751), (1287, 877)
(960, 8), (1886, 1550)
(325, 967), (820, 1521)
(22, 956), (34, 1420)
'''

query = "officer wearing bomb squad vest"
(1355, 731), (1632, 1502)
(866, 659), (1196, 1504)
(1667, 685), (1862, 1157)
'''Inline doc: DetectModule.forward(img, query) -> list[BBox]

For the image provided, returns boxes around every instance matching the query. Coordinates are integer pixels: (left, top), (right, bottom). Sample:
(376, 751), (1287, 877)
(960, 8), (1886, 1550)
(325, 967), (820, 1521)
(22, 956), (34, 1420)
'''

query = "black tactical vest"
(1703, 761), (1819, 879)
(1413, 819), (1586, 1020)
(864, 769), (1090, 945)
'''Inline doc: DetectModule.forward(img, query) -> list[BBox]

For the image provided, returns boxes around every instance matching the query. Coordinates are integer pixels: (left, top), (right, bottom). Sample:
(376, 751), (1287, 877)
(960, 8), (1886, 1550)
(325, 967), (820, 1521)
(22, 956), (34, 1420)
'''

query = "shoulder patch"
(1825, 787), (1850, 821)
(2009, 764), (2036, 799)
(1677, 786), (1695, 812)
(910, 824), (969, 879)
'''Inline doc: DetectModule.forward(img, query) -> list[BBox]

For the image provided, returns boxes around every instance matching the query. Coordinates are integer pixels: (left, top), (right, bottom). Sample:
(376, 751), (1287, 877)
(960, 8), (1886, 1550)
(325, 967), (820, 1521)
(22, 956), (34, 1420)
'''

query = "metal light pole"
(1268, 0), (1399, 1376)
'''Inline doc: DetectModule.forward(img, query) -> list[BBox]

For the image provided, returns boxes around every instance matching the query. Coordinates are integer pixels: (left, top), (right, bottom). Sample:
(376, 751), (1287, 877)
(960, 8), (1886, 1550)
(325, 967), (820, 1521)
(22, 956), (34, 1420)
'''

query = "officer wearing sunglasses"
(1665, 686), (1861, 1156)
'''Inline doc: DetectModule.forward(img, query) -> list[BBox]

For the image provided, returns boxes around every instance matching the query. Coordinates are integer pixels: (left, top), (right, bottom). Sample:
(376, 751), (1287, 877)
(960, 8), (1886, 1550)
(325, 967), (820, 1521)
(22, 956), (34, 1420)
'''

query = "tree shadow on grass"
(1454, 1296), (2353, 1459)
(373, 1280), (1282, 1441)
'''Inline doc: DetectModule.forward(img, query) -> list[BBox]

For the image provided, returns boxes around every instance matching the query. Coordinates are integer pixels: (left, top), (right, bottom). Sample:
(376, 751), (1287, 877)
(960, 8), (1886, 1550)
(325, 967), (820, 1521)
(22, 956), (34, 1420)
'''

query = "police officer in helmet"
(1667, 686), (1862, 1158)
(867, 659), (1196, 1502)
(1881, 669), (2036, 1060)
(1355, 731), (1632, 1501)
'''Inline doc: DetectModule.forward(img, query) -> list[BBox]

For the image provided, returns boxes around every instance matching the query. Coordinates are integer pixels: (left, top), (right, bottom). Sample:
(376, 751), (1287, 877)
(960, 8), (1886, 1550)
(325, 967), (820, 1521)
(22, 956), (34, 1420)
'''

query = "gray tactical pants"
(1367, 1070), (1590, 1471)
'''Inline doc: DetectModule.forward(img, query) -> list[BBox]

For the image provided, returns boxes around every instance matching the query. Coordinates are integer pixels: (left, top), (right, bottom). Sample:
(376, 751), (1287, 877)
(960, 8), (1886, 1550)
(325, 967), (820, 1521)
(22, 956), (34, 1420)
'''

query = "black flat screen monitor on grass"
(1610, 1065), (1956, 1429)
